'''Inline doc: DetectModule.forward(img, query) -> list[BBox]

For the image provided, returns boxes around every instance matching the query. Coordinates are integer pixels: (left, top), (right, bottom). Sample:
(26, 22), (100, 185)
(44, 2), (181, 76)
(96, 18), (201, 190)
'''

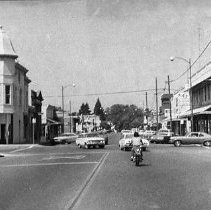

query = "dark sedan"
(169, 132), (211, 147)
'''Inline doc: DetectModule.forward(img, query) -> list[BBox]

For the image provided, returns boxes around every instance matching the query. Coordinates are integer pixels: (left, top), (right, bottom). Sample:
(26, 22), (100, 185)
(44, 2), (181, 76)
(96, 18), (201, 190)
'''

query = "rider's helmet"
(134, 131), (139, 137)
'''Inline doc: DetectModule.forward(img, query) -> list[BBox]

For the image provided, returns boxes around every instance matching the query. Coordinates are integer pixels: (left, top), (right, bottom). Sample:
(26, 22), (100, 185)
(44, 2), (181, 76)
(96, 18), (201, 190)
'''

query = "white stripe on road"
(9, 145), (35, 153)
(0, 161), (99, 167)
(68, 151), (110, 210)
(1, 151), (107, 157)
(41, 155), (86, 160)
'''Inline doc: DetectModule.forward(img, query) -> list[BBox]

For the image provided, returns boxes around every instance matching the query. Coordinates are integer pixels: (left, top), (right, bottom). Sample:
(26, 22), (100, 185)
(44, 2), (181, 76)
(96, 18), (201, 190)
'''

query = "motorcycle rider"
(131, 131), (143, 161)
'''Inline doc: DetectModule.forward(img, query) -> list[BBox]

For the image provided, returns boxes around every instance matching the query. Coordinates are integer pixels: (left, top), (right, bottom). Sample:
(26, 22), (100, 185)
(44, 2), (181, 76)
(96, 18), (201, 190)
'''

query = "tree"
(94, 98), (105, 121)
(106, 104), (144, 131)
(100, 121), (111, 130)
(78, 102), (91, 115)
(84, 103), (91, 115)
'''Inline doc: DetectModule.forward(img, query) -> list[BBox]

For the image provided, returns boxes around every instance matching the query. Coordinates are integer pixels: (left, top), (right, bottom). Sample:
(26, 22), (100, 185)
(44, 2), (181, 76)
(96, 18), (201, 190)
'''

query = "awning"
(47, 118), (62, 125)
(161, 118), (187, 122)
(180, 104), (211, 117)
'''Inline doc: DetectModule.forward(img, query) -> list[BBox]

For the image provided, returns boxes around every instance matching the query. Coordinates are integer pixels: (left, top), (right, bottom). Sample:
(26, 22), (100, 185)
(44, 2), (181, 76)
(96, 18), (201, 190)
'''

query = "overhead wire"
(43, 88), (164, 98)
(170, 39), (211, 83)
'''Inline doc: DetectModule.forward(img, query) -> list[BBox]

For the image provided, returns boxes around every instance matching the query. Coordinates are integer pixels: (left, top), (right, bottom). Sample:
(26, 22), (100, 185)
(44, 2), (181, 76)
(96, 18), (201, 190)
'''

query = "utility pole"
(69, 100), (72, 132)
(168, 75), (172, 130)
(145, 92), (148, 126)
(62, 86), (64, 133)
(189, 58), (194, 132)
(155, 78), (159, 131)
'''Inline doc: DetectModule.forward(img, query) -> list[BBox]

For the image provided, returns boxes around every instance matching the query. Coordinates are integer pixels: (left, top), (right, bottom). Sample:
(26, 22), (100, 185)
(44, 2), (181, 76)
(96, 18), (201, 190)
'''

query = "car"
(119, 133), (134, 151)
(142, 130), (156, 140)
(138, 130), (145, 136)
(121, 129), (132, 135)
(76, 133), (105, 149)
(52, 133), (78, 144)
(150, 129), (173, 144)
(93, 130), (109, 145)
(119, 133), (150, 151)
(141, 138), (150, 151)
(169, 132), (211, 147)
(131, 128), (138, 133)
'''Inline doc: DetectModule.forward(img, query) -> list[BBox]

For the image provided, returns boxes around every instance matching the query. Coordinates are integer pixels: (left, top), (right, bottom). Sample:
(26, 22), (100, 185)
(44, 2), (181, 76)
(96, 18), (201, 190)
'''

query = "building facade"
(187, 62), (211, 133)
(0, 26), (31, 144)
(42, 105), (62, 140)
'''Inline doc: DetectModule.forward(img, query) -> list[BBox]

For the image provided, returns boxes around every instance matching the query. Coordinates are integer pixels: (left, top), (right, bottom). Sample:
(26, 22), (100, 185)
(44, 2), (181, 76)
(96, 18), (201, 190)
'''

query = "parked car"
(76, 133), (105, 149)
(52, 133), (78, 144)
(119, 133), (134, 151)
(150, 129), (173, 144)
(169, 132), (211, 147)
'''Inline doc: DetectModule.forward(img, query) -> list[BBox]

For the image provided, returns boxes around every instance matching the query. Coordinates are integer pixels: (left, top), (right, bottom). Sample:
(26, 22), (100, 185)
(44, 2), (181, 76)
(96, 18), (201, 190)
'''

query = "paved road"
(0, 134), (210, 210)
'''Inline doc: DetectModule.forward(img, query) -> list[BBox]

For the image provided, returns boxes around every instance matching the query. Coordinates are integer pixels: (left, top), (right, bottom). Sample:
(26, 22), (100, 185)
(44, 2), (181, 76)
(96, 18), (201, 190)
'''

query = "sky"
(1, 0), (211, 112)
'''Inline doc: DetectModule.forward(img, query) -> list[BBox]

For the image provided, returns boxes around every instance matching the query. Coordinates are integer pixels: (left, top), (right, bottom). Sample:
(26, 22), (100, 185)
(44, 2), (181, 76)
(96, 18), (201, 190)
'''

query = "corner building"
(0, 26), (30, 144)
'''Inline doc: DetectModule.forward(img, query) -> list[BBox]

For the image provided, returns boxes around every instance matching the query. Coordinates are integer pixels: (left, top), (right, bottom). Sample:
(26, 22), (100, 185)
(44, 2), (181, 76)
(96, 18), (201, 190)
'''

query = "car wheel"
(174, 140), (181, 147)
(203, 141), (211, 146)
(99, 145), (105, 149)
(123, 147), (127, 151)
(78, 144), (81, 148)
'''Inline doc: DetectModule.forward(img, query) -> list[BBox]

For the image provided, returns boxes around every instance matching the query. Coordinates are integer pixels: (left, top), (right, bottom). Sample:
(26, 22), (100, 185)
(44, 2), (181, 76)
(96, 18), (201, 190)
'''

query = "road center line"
(67, 151), (110, 210)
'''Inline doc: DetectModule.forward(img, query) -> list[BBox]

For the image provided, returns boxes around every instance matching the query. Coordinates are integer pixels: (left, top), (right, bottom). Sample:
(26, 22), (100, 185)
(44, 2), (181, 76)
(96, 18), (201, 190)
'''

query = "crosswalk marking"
(0, 161), (99, 167)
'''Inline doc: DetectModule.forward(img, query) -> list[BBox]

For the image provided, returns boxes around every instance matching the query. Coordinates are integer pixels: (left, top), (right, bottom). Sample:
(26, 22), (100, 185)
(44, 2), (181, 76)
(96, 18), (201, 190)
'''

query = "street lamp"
(62, 83), (76, 133)
(170, 56), (194, 132)
(32, 118), (36, 144)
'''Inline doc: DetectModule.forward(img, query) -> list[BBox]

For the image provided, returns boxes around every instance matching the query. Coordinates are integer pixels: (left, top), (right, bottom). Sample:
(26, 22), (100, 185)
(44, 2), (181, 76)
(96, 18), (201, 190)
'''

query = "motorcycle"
(131, 146), (143, 166)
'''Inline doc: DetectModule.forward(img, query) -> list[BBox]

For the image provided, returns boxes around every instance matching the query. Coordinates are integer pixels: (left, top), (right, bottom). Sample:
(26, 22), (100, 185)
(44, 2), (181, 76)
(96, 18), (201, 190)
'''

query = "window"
(190, 133), (198, 137)
(204, 86), (207, 101)
(5, 85), (11, 104)
(19, 88), (22, 106)
(18, 71), (20, 83)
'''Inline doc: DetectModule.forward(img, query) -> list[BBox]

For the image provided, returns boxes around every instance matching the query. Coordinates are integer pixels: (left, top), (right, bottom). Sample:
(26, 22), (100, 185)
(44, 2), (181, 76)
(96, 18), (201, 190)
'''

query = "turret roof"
(0, 26), (18, 58)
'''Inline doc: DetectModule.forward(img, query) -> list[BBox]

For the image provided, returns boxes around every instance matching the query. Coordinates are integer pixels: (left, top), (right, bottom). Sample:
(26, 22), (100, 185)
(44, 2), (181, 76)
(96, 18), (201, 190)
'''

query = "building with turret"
(0, 26), (31, 144)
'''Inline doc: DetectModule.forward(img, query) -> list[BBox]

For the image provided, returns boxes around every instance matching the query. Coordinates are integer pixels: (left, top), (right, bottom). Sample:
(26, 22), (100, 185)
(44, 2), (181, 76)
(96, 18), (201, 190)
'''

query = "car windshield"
(87, 133), (99, 137)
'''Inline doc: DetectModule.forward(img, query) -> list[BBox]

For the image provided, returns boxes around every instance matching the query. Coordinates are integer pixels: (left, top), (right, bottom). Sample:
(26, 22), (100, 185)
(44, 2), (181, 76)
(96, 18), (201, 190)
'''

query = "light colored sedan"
(119, 133), (134, 151)
(76, 133), (105, 149)
(53, 133), (78, 144)
(142, 138), (150, 151)
(169, 132), (211, 147)
(119, 133), (150, 151)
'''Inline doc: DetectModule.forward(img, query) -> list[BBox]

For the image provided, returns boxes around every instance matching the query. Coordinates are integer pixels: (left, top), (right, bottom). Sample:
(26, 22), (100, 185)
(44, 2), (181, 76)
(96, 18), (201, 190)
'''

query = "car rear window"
(125, 134), (134, 138)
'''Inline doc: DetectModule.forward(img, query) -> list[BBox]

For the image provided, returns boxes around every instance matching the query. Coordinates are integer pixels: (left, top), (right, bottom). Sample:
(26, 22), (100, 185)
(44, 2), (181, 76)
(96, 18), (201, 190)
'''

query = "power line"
(171, 39), (211, 83)
(43, 88), (165, 98)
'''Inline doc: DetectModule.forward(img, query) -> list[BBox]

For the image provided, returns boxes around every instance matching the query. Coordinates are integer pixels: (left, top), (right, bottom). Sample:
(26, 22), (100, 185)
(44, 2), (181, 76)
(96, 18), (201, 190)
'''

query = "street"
(0, 134), (210, 210)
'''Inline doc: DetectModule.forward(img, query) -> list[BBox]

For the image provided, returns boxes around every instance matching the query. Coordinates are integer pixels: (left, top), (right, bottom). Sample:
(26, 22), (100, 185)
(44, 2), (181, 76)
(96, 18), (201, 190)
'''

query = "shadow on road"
(135, 163), (151, 167)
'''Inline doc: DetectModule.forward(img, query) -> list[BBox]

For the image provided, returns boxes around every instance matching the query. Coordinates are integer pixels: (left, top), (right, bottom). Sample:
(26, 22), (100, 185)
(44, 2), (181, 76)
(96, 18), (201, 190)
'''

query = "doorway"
(0, 124), (6, 144)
